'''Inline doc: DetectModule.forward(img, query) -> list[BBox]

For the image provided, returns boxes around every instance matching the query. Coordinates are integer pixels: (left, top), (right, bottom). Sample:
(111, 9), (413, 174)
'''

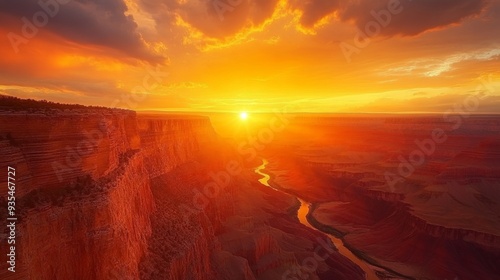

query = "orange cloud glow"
(0, 0), (499, 112)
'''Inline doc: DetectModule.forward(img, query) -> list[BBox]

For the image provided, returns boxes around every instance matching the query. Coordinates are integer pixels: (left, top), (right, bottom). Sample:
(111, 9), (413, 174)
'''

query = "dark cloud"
(292, 0), (490, 36)
(342, 0), (490, 36)
(139, 0), (280, 39)
(138, 0), (491, 42)
(0, 0), (492, 60)
(289, 0), (340, 28)
(0, 0), (164, 63)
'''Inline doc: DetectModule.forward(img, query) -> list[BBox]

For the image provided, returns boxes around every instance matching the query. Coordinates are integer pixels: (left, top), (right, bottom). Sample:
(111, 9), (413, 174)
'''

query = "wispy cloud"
(382, 47), (500, 77)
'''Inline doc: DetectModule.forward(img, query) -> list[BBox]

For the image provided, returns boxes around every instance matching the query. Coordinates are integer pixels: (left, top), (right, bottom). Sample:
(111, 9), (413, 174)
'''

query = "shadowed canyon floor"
(258, 115), (500, 280)
(254, 159), (386, 280)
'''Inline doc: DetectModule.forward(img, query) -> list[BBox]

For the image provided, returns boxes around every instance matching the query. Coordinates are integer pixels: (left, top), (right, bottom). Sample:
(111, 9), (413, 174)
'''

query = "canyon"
(0, 104), (365, 280)
(1, 99), (499, 279)
(262, 115), (500, 280)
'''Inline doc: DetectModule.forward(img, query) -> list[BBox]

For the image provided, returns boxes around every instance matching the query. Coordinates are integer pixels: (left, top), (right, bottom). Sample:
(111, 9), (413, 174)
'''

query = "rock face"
(0, 109), (364, 280)
(0, 111), (214, 280)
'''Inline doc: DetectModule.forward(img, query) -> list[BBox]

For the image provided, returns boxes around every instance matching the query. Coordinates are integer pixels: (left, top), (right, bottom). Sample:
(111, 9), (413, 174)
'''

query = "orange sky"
(0, 0), (499, 113)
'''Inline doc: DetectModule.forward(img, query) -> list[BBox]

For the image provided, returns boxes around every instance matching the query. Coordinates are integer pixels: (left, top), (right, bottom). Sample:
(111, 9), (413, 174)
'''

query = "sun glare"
(240, 112), (248, 120)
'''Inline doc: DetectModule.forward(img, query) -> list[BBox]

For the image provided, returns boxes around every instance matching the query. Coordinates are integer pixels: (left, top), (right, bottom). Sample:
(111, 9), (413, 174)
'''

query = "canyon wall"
(0, 110), (217, 280)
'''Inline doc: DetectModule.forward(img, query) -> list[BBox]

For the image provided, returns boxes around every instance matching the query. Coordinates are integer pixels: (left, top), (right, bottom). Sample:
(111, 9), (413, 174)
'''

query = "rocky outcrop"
(0, 111), (142, 196)
(13, 152), (153, 279)
(0, 110), (217, 279)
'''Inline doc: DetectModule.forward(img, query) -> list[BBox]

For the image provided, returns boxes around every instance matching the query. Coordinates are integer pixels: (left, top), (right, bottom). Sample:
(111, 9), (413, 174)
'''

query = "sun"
(239, 112), (248, 120)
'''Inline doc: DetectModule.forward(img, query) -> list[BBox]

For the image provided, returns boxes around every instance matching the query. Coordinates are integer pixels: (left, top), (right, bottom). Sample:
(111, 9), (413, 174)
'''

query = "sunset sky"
(1, 0), (499, 113)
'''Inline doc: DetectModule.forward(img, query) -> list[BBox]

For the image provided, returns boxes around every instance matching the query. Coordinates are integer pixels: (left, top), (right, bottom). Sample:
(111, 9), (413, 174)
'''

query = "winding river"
(254, 158), (379, 280)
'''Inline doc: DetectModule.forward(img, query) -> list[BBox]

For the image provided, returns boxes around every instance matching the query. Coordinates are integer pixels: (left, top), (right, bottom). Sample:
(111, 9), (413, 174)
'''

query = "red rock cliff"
(0, 110), (216, 280)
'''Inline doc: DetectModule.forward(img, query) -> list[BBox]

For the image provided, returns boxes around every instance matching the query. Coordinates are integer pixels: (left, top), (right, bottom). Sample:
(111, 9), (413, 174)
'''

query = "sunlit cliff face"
(0, 0), (499, 112)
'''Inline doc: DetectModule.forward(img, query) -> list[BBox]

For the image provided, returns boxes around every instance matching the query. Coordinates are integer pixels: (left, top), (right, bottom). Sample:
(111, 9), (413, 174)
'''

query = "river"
(254, 158), (380, 280)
